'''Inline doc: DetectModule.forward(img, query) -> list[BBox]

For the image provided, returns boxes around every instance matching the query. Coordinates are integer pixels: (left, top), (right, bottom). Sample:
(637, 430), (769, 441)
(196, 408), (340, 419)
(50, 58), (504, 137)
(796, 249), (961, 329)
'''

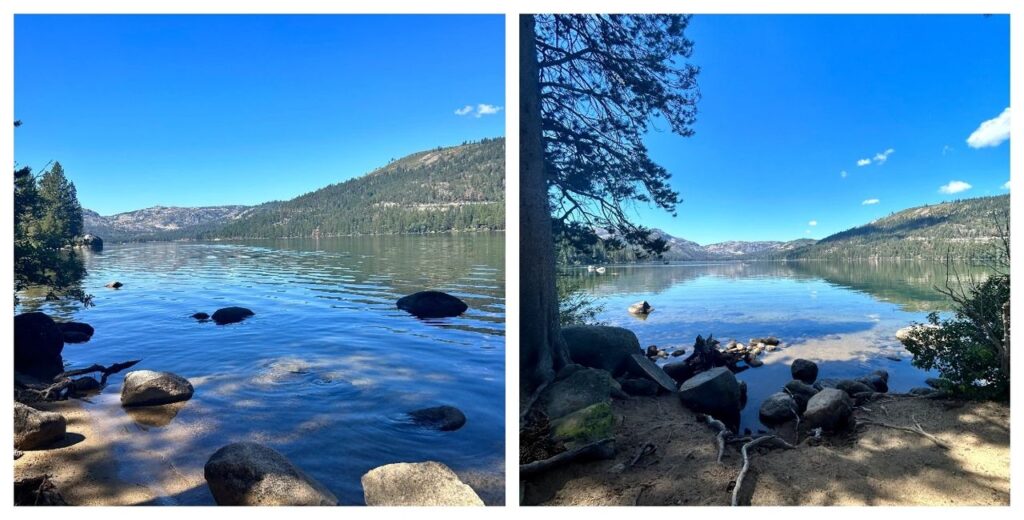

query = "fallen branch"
(519, 438), (615, 477)
(731, 435), (796, 506)
(858, 415), (950, 450)
(58, 359), (141, 385)
(15, 359), (140, 402)
(629, 442), (656, 467)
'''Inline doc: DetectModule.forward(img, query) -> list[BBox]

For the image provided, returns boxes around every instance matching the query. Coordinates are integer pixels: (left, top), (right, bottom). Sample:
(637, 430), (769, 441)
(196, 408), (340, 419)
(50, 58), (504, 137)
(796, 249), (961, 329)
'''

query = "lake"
(17, 234), (505, 505)
(563, 260), (988, 432)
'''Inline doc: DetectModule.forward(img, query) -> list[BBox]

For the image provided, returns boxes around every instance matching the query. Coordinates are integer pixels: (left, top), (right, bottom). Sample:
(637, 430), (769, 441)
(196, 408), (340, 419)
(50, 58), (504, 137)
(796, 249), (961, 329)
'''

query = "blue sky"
(15, 15), (505, 215)
(638, 14), (1010, 244)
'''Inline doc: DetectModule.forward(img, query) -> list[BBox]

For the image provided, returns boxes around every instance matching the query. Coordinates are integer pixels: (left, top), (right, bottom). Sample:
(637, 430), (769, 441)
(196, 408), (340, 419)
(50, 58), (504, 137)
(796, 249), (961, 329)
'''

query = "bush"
(899, 274), (1009, 400)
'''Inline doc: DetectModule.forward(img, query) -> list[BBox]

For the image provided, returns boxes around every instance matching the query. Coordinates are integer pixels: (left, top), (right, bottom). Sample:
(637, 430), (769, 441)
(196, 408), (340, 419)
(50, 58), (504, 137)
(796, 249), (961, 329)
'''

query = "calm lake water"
(18, 234), (505, 505)
(564, 260), (988, 432)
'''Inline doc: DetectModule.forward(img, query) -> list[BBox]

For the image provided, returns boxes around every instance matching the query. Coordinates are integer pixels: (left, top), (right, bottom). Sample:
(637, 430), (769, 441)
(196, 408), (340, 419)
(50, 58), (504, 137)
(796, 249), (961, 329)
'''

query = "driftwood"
(665, 335), (748, 384)
(731, 435), (796, 506)
(519, 438), (615, 477)
(858, 415), (949, 450)
(15, 359), (140, 403)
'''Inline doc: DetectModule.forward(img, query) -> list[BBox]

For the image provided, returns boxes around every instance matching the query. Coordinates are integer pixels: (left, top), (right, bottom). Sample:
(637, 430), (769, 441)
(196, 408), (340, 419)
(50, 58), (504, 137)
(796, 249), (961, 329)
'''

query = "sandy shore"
(522, 393), (1009, 506)
(14, 399), (201, 505)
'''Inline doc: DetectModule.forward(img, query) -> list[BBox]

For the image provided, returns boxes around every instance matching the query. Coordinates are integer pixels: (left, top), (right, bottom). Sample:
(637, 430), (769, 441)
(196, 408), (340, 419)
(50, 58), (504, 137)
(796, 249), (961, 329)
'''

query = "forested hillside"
(785, 195), (1009, 260)
(209, 138), (504, 238)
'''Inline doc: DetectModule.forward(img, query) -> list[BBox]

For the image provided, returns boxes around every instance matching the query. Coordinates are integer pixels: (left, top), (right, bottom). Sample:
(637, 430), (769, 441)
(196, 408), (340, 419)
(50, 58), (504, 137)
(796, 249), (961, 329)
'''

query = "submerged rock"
(857, 373), (888, 393)
(14, 402), (66, 450)
(121, 370), (194, 406)
(628, 301), (653, 315)
(14, 312), (65, 380)
(396, 291), (468, 318)
(56, 322), (94, 344)
(678, 367), (742, 419)
(790, 358), (818, 384)
(191, 312), (210, 321)
(205, 442), (338, 506)
(803, 388), (853, 431)
(408, 405), (466, 431)
(211, 306), (254, 325)
(361, 461), (483, 506)
(105, 281), (123, 289)
(563, 325), (643, 377)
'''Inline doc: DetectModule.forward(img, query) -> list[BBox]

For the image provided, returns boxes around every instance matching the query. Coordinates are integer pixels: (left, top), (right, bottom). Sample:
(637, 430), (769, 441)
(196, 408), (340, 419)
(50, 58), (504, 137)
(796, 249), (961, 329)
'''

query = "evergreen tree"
(37, 162), (84, 246)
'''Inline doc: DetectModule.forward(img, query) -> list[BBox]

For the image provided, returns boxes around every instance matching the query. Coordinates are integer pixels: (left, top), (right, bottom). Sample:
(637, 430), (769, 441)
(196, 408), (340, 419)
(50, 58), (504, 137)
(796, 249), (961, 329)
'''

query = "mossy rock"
(549, 402), (613, 448)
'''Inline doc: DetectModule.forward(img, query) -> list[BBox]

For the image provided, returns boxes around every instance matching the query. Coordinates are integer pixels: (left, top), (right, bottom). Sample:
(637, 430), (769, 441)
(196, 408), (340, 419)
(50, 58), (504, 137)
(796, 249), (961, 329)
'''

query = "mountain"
(84, 206), (250, 242)
(785, 195), (1009, 260)
(582, 227), (815, 263)
(81, 138), (504, 242)
(704, 239), (816, 258)
(209, 137), (504, 239)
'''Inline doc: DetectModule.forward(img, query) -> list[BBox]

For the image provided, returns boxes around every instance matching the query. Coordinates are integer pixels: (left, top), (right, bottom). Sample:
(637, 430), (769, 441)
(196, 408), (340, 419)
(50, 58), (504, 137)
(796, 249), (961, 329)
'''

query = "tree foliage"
(14, 144), (90, 305)
(535, 14), (700, 258)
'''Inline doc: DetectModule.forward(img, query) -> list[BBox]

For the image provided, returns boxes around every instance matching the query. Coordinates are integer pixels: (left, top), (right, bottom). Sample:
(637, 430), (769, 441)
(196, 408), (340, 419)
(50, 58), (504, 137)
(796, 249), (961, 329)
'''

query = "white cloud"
(840, 170), (847, 178)
(862, 198), (880, 205)
(808, 220), (817, 227)
(474, 103), (503, 117)
(454, 105), (474, 116)
(966, 107), (1010, 148)
(939, 180), (972, 194)
(873, 148), (895, 164)
(1002, 180), (1010, 190)
(857, 158), (871, 167)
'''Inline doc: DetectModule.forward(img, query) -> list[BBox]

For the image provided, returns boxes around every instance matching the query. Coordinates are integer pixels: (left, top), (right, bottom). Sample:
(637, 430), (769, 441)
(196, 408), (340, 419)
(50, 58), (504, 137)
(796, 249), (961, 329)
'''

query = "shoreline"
(522, 393), (1009, 506)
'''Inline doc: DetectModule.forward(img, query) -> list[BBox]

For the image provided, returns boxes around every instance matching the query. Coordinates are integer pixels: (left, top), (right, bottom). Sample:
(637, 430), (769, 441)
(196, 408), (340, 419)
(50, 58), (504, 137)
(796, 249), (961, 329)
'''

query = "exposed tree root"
(731, 435), (796, 506)
(858, 415), (950, 450)
(519, 438), (615, 477)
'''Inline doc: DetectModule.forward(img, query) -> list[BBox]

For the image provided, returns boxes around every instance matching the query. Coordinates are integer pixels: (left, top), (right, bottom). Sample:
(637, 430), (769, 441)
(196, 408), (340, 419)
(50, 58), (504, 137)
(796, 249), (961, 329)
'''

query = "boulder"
(538, 366), (618, 420)
(671, 348), (686, 357)
(758, 392), (797, 426)
(396, 291), (468, 318)
(211, 306), (254, 325)
(751, 337), (780, 346)
(678, 367), (742, 418)
(790, 358), (818, 384)
(628, 301), (653, 315)
(408, 405), (466, 432)
(803, 388), (853, 431)
(72, 376), (102, 393)
(191, 312), (210, 321)
(105, 281), (123, 289)
(745, 355), (763, 368)
(121, 370), (194, 406)
(56, 322), (94, 344)
(739, 380), (748, 409)
(835, 379), (875, 397)
(204, 442), (338, 505)
(549, 402), (614, 448)
(362, 461), (483, 506)
(620, 378), (659, 396)
(14, 403), (67, 450)
(783, 379), (818, 413)
(871, 369), (890, 384)
(14, 312), (65, 380)
(563, 325), (643, 377)
(857, 374), (888, 393)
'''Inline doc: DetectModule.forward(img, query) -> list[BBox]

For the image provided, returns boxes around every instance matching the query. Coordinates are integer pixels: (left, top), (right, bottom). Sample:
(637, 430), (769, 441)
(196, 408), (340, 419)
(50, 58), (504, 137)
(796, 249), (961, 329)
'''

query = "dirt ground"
(522, 394), (1010, 506)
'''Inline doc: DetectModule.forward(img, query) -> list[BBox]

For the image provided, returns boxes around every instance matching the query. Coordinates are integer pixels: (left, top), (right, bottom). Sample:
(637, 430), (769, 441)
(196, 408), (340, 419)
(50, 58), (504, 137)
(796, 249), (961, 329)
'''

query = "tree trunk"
(519, 14), (569, 417)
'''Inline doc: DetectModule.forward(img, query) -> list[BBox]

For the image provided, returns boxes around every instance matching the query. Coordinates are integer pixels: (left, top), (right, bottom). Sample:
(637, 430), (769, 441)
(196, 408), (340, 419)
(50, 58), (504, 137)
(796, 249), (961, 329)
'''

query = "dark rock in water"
(836, 379), (875, 397)
(857, 374), (888, 393)
(408, 405), (466, 431)
(563, 325), (643, 377)
(784, 379), (818, 413)
(191, 312), (210, 321)
(645, 345), (660, 358)
(72, 376), (101, 393)
(759, 392), (797, 426)
(751, 337), (780, 346)
(671, 348), (686, 357)
(678, 367), (742, 419)
(628, 353), (676, 392)
(745, 355), (763, 368)
(396, 291), (468, 318)
(884, 354), (902, 362)
(538, 365), (619, 420)
(211, 306), (254, 325)
(628, 301), (653, 315)
(121, 370), (194, 406)
(204, 442), (339, 505)
(14, 402), (66, 450)
(362, 461), (483, 506)
(790, 358), (818, 384)
(620, 377), (659, 396)
(105, 281), (123, 289)
(871, 369), (890, 384)
(14, 312), (65, 380)
(56, 322), (94, 344)
(803, 388), (853, 431)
